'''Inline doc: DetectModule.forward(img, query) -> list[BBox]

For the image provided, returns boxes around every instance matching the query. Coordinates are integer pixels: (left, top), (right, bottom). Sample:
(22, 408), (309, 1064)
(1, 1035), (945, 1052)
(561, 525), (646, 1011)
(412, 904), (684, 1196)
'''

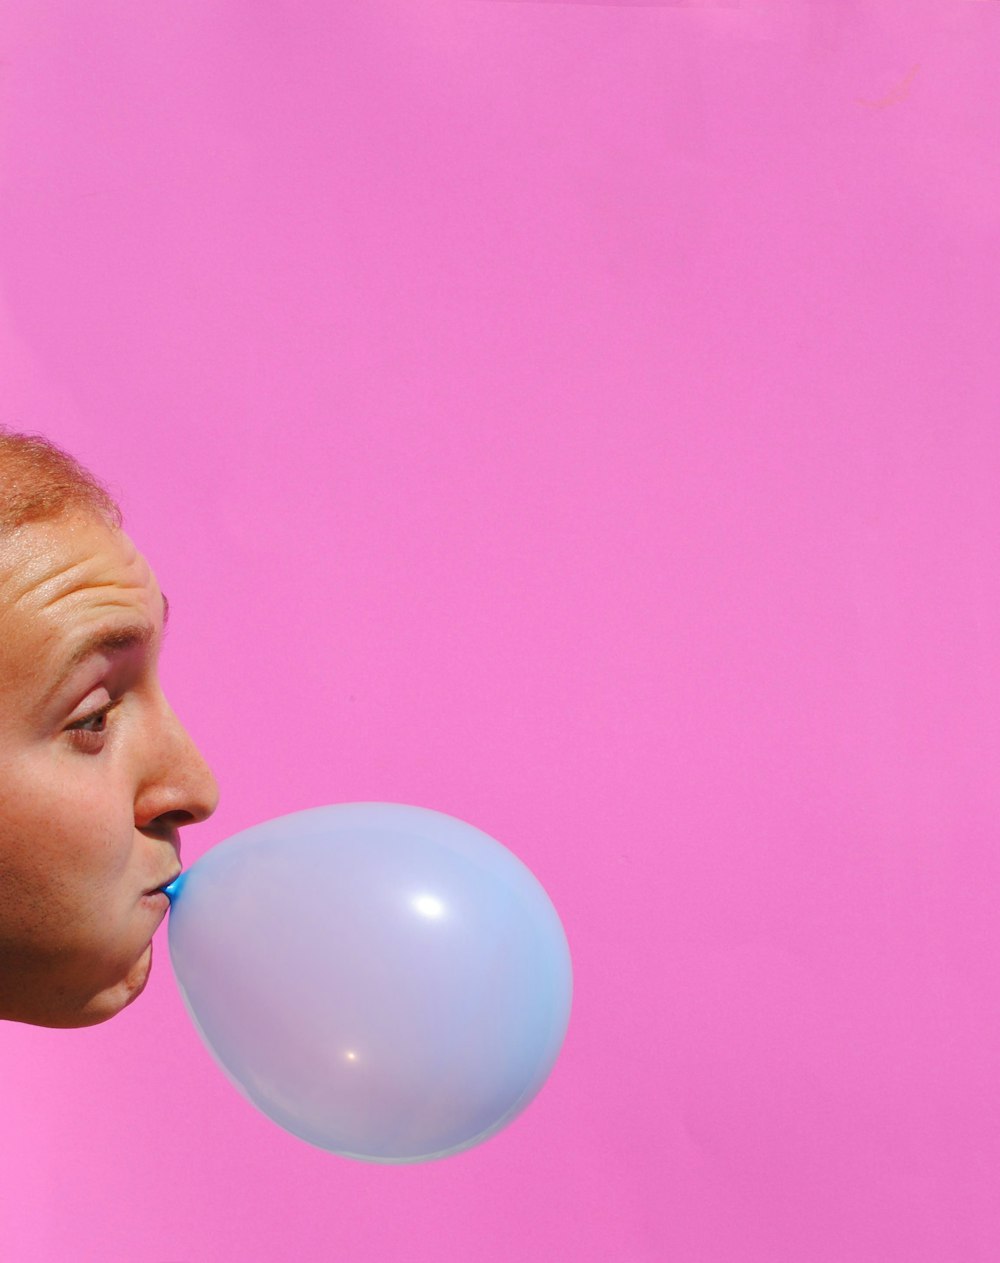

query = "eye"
(68, 699), (115, 732)
(65, 697), (122, 750)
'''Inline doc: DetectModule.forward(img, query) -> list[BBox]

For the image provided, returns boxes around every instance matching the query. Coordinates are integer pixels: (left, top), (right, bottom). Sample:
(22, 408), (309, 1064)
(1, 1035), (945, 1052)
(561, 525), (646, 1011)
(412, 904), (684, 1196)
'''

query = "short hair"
(0, 427), (122, 533)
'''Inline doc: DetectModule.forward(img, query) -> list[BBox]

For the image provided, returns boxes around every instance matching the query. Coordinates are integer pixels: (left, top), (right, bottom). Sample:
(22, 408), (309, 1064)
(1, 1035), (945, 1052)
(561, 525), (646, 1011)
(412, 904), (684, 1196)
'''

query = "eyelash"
(66, 698), (123, 751)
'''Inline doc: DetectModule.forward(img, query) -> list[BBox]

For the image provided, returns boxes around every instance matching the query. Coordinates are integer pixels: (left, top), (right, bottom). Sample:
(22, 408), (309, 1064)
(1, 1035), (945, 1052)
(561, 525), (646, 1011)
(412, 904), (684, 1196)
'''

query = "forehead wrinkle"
(4, 550), (154, 624)
(45, 583), (162, 656)
(42, 585), (156, 619)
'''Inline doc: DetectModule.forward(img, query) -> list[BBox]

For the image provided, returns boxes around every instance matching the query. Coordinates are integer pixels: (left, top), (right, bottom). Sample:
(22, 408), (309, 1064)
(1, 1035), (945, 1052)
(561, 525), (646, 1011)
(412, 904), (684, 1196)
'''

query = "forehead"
(0, 513), (160, 679)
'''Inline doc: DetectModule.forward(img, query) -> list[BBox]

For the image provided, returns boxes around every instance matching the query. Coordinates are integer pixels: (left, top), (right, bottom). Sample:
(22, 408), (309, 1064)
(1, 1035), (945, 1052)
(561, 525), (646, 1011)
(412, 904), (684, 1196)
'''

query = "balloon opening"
(161, 871), (187, 903)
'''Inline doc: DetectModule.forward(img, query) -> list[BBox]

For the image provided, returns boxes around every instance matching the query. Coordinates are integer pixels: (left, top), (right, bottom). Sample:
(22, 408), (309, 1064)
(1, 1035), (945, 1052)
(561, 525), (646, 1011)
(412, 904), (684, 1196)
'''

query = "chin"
(56, 940), (156, 1029)
(97, 940), (156, 1020)
(1, 939), (157, 1029)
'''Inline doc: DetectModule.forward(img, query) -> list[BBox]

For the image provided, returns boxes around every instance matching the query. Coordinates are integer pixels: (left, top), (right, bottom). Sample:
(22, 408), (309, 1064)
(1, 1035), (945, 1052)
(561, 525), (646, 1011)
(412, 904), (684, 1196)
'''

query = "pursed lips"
(139, 829), (181, 896)
(144, 870), (181, 896)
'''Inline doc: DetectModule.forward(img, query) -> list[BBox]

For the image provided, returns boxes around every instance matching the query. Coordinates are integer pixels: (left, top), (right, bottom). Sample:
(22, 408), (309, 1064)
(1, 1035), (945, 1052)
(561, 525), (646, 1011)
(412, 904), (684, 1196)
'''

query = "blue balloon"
(165, 803), (572, 1163)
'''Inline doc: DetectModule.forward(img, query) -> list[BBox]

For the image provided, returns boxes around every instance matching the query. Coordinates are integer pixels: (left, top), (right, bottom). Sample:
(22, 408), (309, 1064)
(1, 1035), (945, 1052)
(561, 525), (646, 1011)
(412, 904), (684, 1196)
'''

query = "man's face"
(0, 510), (219, 1027)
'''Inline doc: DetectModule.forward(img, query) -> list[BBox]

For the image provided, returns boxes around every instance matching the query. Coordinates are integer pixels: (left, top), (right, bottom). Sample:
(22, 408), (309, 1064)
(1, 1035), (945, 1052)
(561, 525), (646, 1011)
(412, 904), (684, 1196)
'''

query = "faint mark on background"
(476, 1), (740, 6)
(856, 64), (920, 111)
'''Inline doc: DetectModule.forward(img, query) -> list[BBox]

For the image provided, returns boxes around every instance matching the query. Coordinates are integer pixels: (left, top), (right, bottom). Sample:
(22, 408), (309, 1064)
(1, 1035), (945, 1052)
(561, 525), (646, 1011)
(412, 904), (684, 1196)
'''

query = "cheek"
(0, 754), (136, 897)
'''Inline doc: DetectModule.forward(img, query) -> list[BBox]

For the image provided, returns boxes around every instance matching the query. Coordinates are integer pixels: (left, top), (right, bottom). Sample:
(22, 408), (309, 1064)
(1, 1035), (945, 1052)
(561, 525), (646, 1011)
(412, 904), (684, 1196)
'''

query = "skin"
(0, 509), (219, 1027)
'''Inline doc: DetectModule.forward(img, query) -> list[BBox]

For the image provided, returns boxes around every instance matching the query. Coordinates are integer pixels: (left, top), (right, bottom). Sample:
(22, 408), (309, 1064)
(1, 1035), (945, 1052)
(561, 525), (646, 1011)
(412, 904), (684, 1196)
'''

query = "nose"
(134, 697), (220, 835)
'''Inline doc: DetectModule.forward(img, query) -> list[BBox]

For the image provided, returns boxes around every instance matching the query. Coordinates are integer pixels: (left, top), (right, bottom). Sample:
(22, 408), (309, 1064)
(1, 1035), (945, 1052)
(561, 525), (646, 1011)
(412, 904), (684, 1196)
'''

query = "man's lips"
(140, 828), (182, 897)
(145, 870), (182, 897)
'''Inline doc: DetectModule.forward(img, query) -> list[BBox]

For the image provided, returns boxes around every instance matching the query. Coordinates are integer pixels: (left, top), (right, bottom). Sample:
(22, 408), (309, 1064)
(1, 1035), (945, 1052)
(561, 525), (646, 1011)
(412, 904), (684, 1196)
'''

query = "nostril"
(136, 815), (187, 851)
(147, 809), (198, 830)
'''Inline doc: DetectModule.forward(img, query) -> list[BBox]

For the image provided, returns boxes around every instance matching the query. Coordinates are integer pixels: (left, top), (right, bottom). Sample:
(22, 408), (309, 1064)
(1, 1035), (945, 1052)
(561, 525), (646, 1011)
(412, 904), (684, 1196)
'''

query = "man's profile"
(0, 427), (218, 1028)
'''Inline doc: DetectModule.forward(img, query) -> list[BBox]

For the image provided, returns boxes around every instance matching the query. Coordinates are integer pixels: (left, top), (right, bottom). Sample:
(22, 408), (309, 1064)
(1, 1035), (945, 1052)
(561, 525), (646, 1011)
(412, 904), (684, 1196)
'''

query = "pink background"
(1, 3), (999, 1260)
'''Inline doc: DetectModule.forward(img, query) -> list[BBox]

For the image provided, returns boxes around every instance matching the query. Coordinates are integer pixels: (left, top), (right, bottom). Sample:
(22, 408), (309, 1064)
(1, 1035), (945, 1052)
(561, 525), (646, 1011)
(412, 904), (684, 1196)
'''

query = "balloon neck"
(161, 872), (187, 903)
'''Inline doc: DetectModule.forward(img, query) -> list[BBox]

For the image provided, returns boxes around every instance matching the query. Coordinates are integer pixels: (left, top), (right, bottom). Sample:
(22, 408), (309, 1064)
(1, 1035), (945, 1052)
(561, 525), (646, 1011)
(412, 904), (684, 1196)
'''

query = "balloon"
(165, 803), (572, 1163)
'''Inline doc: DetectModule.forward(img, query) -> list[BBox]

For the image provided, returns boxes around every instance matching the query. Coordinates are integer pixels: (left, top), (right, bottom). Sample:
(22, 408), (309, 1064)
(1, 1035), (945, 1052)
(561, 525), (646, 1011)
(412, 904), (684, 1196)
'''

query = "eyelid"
(67, 685), (113, 722)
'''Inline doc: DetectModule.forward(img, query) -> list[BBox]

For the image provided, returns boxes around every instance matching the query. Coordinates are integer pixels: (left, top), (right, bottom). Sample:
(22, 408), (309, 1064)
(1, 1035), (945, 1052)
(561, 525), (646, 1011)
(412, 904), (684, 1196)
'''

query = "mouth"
(145, 869), (182, 898)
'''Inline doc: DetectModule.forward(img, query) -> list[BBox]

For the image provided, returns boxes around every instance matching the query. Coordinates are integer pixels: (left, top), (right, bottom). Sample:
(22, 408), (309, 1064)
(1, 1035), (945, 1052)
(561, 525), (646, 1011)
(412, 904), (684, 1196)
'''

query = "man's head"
(0, 429), (218, 1027)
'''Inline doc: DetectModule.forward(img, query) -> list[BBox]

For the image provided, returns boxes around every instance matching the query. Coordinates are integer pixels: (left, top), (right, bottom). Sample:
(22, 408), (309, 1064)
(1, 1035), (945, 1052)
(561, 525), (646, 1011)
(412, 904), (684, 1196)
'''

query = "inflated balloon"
(164, 803), (572, 1163)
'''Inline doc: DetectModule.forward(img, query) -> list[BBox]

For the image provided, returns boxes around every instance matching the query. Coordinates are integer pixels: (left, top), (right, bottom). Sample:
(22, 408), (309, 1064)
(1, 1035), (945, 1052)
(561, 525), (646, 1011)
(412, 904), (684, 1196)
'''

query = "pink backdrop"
(2, 3), (999, 1260)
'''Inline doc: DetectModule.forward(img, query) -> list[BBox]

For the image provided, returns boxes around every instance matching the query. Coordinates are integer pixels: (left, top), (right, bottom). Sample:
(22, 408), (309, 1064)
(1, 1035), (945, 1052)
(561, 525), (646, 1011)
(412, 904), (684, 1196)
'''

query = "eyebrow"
(43, 592), (170, 705)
